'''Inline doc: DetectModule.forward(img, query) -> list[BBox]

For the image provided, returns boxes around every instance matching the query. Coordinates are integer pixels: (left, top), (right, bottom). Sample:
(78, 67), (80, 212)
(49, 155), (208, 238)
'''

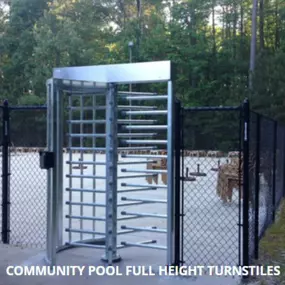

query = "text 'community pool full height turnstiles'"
(43, 61), (175, 266)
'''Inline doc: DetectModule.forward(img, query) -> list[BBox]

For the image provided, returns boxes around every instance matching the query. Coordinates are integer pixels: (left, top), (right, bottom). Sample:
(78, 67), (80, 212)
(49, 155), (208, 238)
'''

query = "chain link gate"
(43, 61), (176, 266)
(176, 103), (246, 267)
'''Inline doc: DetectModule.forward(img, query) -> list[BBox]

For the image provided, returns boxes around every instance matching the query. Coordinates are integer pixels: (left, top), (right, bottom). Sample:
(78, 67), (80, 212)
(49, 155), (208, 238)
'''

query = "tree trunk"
(240, 0), (244, 56)
(275, 0), (280, 49)
(259, 0), (265, 50)
(249, 0), (258, 90)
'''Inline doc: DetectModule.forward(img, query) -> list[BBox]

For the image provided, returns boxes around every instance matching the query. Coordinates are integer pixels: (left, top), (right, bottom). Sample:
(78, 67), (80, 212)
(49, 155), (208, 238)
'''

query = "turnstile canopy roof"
(52, 61), (172, 84)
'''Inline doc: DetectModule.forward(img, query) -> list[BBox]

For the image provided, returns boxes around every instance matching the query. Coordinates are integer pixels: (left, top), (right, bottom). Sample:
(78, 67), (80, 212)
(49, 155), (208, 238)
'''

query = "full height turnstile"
(43, 61), (175, 266)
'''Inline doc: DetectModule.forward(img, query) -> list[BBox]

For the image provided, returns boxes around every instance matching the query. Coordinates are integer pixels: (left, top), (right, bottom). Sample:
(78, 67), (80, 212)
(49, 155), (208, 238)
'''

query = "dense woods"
(0, 0), (285, 121)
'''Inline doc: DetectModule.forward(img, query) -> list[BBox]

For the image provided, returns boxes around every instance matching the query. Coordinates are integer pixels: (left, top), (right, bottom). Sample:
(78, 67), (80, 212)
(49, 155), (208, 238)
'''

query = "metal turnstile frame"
(45, 61), (174, 266)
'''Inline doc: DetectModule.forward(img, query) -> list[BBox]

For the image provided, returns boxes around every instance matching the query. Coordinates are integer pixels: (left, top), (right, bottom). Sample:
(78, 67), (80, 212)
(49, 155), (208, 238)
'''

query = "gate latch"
(39, 150), (55, 169)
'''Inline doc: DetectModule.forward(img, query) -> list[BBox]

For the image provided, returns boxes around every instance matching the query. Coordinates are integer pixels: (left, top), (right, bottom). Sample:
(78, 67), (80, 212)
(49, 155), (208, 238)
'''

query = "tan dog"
(216, 157), (243, 203)
(146, 158), (167, 185)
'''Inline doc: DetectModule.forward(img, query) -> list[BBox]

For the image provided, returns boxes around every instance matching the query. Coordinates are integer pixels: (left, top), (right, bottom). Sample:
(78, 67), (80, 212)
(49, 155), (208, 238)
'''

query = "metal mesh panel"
(181, 109), (242, 266)
(248, 111), (258, 261)
(258, 116), (274, 239)
(275, 124), (285, 208)
(8, 108), (47, 248)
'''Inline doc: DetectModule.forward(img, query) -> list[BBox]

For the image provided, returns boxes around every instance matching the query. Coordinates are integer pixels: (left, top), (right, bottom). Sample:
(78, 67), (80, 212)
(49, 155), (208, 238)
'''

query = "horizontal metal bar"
(68, 229), (135, 237)
(66, 242), (105, 249)
(125, 96), (168, 101)
(64, 90), (105, 95)
(121, 154), (167, 159)
(66, 202), (106, 207)
(66, 174), (106, 179)
(117, 216), (141, 221)
(10, 105), (47, 110)
(66, 215), (106, 221)
(118, 146), (157, 150)
(117, 160), (156, 165)
(184, 106), (240, 111)
(118, 133), (157, 138)
(118, 174), (155, 179)
(121, 225), (167, 233)
(123, 125), (168, 130)
(67, 120), (106, 124)
(118, 202), (146, 207)
(67, 106), (106, 111)
(121, 197), (167, 203)
(121, 183), (167, 189)
(118, 187), (157, 193)
(66, 161), (106, 166)
(122, 140), (167, 145)
(121, 211), (167, 219)
(67, 147), (106, 151)
(117, 230), (136, 235)
(67, 133), (106, 138)
(121, 241), (166, 250)
(118, 120), (157, 124)
(122, 110), (167, 115)
(65, 229), (105, 235)
(118, 105), (157, 110)
(66, 188), (105, 193)
(118, 91), (158, 95)
(121, 169), (167, 174)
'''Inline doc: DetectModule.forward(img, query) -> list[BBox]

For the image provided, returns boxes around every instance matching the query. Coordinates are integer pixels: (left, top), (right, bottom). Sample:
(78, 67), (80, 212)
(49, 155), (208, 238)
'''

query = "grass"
(254, 200), (285, 284)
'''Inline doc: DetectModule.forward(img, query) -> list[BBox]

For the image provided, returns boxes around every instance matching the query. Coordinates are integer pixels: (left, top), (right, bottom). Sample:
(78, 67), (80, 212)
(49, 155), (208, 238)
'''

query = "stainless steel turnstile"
(44, 61), (174, 266)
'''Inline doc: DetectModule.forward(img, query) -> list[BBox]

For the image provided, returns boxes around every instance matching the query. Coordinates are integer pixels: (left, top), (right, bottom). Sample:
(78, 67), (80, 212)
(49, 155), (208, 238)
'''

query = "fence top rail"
(9, 105), (47, 110)
(250, 110), (277, 124)
(183, 106), (241, 112)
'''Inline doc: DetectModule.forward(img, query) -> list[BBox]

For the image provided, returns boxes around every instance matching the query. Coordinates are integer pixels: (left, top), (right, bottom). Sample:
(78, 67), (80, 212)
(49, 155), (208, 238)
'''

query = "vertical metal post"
(242, 98), (250, 269)
(46, 79), (53, 264)
(68, 84), (73, 244)
(102, 83), (120, 264)
(283, 127), (285, 198)
(272, 121), (277, 222)
(128, 42), (133, 146)
(1, 100), (10, 244)
(50, 80), (58, 266)
(254, 114), (260, 259)
(167, 80), (174, 266)
(181, 107), (185, 265)
(238, 105), (243, 266)
(56, 87), (64, 248)
(173, 99), (181, 266)
(92, 83), (97, 237)
(79, 89), (84, 241)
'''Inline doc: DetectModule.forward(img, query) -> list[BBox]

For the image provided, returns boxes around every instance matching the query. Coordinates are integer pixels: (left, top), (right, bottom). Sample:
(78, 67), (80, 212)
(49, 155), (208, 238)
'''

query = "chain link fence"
(248, 112), (285, 262)
(181, 107), (242, 266)
(0, 104), (47, 248)
(179, 103), (285, 267)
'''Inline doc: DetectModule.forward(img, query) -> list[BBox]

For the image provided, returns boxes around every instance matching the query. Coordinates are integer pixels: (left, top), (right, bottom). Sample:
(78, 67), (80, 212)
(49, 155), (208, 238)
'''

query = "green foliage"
(0, 0), (284, 123)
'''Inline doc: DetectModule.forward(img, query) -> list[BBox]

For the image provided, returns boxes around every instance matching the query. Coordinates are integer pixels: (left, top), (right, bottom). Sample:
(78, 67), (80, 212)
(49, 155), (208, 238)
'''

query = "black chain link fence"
(181, 107), (242, 266)
(248, 112), (285, 263)
(0, 103), (47, 248)
(179, 103), (285, 267)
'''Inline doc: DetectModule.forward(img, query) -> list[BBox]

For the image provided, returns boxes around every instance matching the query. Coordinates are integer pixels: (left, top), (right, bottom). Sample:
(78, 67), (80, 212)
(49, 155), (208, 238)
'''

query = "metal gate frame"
(44, 61), (176, 266)
(175, 100), (251, 267)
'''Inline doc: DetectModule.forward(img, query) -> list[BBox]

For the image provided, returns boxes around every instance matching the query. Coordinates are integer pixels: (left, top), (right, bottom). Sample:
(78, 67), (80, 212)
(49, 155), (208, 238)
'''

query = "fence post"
(242, 98), (250, 269)
(283, 127), (285, 198)
(272, 121), (277, 222)
(1, 100), (10, 244)
(174, 99), (181, 266)
(254, 114), (260, 259)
